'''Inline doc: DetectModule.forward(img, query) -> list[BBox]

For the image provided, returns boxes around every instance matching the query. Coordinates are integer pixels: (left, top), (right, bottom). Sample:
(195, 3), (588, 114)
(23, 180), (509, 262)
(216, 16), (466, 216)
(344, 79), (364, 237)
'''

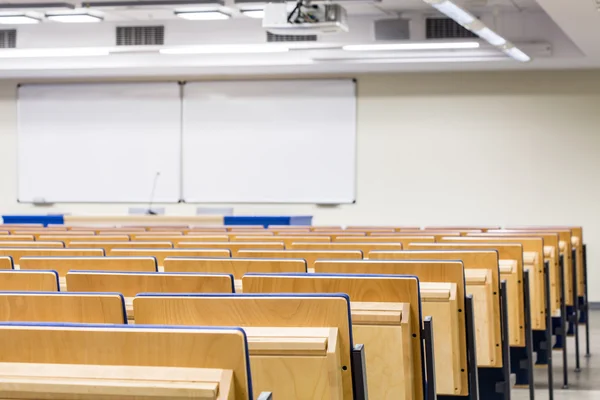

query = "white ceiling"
(0, 0), (597, 77)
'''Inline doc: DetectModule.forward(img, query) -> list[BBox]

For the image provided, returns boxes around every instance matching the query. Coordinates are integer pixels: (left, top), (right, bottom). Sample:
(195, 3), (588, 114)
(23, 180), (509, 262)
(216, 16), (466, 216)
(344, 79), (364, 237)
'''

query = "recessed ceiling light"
(46, 12), (103, 23)
(241, 9), (265, 19)
(175, 10), (230, 20)
(343, 42), (480, 51)
(0, 13), (41, 25)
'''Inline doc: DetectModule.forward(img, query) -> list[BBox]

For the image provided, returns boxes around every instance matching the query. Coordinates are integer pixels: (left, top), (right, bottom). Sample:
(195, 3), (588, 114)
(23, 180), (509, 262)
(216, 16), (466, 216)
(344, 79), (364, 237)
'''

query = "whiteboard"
(182, 80), (356, 203)
(18, 82), (181, 203)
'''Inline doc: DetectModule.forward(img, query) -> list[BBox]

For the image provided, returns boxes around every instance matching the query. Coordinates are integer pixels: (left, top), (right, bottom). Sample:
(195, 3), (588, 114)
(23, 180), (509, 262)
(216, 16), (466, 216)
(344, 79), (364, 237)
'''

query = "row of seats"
(0, 224), (588, 400)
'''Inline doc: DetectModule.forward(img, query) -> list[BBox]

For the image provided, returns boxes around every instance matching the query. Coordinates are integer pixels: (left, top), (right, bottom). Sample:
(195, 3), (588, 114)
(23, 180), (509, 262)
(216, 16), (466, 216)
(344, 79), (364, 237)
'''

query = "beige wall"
(0, 71), (599, 298)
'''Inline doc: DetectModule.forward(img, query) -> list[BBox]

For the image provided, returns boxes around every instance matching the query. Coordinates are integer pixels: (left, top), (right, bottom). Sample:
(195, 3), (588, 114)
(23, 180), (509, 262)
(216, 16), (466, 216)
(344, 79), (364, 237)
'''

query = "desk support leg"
(544, 261), (554, 400)
(583, 244), (591, 358)
(558, 254), (569, 389)
(351, 344), (368, 400)
(423, 316), (437, 400)
(572, 249), (581, 373)
(524, 270), (535, 399)
(501, 280), (512, 400)
(466, 295), (480, 400)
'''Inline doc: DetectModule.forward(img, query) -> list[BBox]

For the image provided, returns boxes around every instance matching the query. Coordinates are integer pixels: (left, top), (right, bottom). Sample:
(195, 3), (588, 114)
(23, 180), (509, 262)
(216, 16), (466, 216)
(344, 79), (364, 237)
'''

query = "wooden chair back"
(0, 270), (58, 291)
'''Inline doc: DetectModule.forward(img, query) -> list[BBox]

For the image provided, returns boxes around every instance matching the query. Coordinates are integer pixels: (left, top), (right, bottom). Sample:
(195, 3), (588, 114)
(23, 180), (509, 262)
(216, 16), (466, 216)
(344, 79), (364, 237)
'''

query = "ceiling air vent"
(426, 18), (477, 39)
(0, 29), (16, 49)
(117, 26), (165, 46)
(267, 32), (317, 42)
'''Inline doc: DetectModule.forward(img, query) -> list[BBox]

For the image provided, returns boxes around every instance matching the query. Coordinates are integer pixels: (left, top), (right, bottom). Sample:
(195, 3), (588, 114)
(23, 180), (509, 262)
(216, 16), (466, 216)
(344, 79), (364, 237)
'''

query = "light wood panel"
(334, 236), (435, 247)
(69, 241), (173, 251)
(0, 325), (250, 400)
(428, 241), (525, 347)
(243, 274), (423, 400)
(237, 250), (363, 271)
(0, 362), (235, 400)
(0, 249), (105, 266)
(0, 270), (58, 291)
(108, 249), (231, 266)
(14, 232), (95, 239)
(0, 256), (13, 270)
(0, 241), (64, 248)
(176, 242), (285, 256)
(135, 295), (351, 400)
(289, 242), (402, 255)
(0, 235), (35, 241)
(314, 260), (466, 396)
(19, 256), (157, 277)
(232, 236), (331, 246)
(0, 293), (126, 324)
(135, 235), (228, 243)
(38, 235), (129, 245)
(369, 232), (461, 240)
(370, 249), (501, 368)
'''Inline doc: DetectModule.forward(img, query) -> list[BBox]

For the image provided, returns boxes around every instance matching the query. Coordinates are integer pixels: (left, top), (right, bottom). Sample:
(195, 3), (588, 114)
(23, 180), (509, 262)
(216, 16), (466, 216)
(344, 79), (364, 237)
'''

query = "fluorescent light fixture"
(241, 9), (265, 19)
(504, 46), (531, 62)
(343, 41), (480, 51)
(430, 0), (475, 26)
(175, 10), (230, 20)
(160, 44), (289, 54)
(0, 13), (41, 24)
(46, 12), (103, 23)
(0, 47), (110, 58)
(475, 27), (506, 46)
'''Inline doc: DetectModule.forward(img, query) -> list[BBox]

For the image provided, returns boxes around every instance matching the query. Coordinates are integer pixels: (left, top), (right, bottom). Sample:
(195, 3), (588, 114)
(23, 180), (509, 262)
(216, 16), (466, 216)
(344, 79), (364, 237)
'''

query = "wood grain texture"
(444, 236), (546, 331)
(0, 362), (233, 400)
(0, 256), (13, 270)
(0, 235), (35, 241)
(236, 250), (362, 269)
(0, 325), (250, 400)
(289, 242), (402, 255)
(13, 232), (95, 240)
(0, 241), (64, 248)
(231, 236), (331, 246)
(108, 249), (231, 266)
(134, 296), (351, 400)
(164, 258), (306, 280)
(0, 270), (58, 291)
(314, 260), (466, 396)
(175, 242), (284, 256)
(0, 293), (125, 324)
(431, 242), (525, 346)
(370, 232), (461, 240)
(67, 272), (234, 298)
(68, 242), (173, 251)
(334, 236), (434, 247)
(0, 249), (105, 265)
(242, 274), (423, 400)
(370, 249), (502, 368)
(38, 235), (130, 245)
(19, 257), (157, 277)
(136, 235), (229, 243)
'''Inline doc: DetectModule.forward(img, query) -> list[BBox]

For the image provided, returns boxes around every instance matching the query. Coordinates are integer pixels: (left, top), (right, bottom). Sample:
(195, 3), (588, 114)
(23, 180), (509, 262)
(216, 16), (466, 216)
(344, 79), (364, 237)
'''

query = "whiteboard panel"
(18, 82), (181, 203)
(182, 79), (356, 203)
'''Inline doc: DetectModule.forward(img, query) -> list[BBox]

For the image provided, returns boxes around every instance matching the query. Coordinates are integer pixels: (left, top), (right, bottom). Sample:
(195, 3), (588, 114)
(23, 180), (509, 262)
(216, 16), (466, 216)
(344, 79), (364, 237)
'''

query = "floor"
(513, 310), (599, 400)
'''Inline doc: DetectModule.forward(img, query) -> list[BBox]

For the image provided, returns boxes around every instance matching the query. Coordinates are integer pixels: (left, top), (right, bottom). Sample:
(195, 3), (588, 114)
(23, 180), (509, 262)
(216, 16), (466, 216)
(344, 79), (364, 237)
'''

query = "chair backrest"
(175, 242), (285, 255)
(0, 324), (252, 400)
(0, 292), (126, 324)
(108, 249), (231, 266)
(243, 273), (423, 400)
(163, 257), (307, 280)
(135, 294), (353, 400)
(0, 270), (59, 291)
(334, 236), (435, 247)
(66, 271), (235, 297)
(0, 241), (64, 248)
(232, 236), (331, 246)
(0, 256), (13, 270)
(288, 242), (402, 254)
(237, 249), (363, 270)
(69, 241), (174, 251)
(0, 249), (105, 265)
(313, 259), (468, 395)
(19, 257), (158, 277)
(0, 235), (35, 241)
(38, 235), (130, 244)
(137, 235), (230, 243)
(369, 249), (502, 368)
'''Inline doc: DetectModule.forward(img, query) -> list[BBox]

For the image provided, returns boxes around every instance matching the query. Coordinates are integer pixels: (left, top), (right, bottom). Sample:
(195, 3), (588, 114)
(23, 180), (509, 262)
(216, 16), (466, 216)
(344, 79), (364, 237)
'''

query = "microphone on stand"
(146, 172), (161, 216)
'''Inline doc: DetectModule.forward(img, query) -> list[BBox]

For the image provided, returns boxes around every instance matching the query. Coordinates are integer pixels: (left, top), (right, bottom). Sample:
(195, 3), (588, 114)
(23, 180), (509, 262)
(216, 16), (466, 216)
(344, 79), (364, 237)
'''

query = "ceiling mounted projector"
(263, 2), (348, 35)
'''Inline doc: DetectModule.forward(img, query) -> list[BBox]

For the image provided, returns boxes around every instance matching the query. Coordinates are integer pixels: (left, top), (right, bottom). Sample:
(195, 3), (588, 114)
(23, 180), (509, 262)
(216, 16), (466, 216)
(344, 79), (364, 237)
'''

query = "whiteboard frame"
(16, 81), (184, 204)
(180, 78), (358, 205)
